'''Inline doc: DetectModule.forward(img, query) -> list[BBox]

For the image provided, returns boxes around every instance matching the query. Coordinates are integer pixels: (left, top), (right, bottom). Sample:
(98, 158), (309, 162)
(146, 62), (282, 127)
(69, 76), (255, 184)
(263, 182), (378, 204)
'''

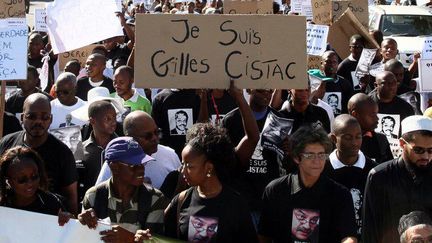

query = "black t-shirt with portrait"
(75, 76), (115, 101)
(152, 89), (201, 157)
(324, 76), (354, 115)
(164, 186), (258, 243)
(258, 173), (357, 243)
(323, 156), (377, 238)
(222, 107), (284, 211)
(279, 103), (331, 134)
(0, 131), (78, 195)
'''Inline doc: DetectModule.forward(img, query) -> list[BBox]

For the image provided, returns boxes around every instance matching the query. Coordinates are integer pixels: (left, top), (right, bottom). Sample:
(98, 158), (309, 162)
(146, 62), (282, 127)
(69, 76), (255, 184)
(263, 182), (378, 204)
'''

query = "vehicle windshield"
(381, 14), (432, 36)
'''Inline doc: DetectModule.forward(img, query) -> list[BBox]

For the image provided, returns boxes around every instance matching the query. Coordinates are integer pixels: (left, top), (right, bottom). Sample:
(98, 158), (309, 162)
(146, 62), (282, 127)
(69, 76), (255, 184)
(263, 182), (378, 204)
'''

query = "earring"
(206, 171), (211, 178)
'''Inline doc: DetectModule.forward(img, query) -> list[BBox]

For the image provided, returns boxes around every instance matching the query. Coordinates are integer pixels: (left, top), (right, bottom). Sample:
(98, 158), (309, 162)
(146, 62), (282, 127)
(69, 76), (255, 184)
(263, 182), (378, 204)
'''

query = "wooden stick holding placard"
(0, 81), (5, 139)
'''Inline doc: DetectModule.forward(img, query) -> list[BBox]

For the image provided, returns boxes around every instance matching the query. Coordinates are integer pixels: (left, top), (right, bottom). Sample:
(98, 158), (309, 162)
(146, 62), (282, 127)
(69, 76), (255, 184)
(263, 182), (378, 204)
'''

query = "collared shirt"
(112, 89), (152, 114)
(329, 150), (366, 170)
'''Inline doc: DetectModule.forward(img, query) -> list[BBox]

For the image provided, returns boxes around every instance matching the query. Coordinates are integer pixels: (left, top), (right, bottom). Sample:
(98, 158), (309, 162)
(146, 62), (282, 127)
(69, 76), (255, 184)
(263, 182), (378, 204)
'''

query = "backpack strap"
(92, 182), (109, 219)
(177, 188), (192, 238)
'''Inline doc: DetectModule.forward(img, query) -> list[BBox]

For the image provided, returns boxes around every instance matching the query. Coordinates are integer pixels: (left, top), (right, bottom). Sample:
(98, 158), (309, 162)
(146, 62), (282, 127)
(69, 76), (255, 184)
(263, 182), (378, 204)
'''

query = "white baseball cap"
(401, 115), (432, 135)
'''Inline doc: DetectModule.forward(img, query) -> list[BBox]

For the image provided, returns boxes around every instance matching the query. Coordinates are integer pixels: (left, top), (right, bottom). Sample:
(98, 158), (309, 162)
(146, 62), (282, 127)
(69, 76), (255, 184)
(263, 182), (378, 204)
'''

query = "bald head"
(332, 114), (361, 135)
(348, 93), (376, 113)
(322, 50), (338, 60)
(87, 53), (106, 64)
(376, 71), (396, 84)
(123, 111), (154, 136)
(23, 93), (51, 113)
(56, 72), (77, 87)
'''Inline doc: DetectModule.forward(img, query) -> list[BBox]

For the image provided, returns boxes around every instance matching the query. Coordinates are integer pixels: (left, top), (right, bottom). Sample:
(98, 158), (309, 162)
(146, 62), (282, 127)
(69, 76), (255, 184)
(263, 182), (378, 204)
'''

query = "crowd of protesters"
(1, 0), (432, 242)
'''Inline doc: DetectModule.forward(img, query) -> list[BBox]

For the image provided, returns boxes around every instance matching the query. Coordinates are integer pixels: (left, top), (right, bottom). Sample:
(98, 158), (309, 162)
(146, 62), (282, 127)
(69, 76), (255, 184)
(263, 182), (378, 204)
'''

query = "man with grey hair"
(50, 72), (87, 129)
(96, 110), (181, 189)
(399, 211), (432, 243)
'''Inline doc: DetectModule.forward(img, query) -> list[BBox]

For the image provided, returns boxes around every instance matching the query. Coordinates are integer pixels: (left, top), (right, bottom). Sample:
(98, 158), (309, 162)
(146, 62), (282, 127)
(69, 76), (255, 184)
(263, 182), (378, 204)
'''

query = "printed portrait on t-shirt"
(375, 114), (401, 158)
(261, 111), (293, 157)
(168, 109), (193, 136)
(59, 113), (76, 128)
(210, 114), (225, 126)
(188, 216), (218, 243)
(50, 125), (84, 161)
(291, 208), (320, 243)
(323, 92), (342, 115)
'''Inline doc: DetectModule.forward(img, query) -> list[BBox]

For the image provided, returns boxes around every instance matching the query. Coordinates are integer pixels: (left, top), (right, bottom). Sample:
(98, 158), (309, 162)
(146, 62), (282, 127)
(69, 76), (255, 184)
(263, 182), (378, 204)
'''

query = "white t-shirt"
(95, 144), (181, 189)
(50, 97), (87, 129)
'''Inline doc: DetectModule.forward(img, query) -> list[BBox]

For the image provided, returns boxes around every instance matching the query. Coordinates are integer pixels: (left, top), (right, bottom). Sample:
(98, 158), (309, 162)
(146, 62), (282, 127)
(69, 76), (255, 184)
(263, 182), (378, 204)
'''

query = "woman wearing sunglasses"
(0, 146), (72, 225)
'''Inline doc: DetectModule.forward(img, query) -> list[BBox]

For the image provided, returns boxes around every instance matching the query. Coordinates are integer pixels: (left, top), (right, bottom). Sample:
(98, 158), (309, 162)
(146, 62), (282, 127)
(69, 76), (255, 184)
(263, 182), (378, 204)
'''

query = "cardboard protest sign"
(332, 0), (368, 27)
(224, 0), (273, 14)
(354, 48), (376, 78)
(307, 55), (322, 70)
(34, 8), (47, 32)
(312, 0), (332, 25)
(419, 59), (432, 92)
(0, 0), (25, 18)
(135, 14), (308, 89)
(46, 0), (123, 54)
(421, 37), (432, 59)
(58, 44), (100, 70)
(0, 206), (111, 243)
(307, 24), (329, 56)
(261, 111), (293, 158)
(328, 9), (379, 60)
(0, 19), (27, 80)
(0, 82), (4, 138)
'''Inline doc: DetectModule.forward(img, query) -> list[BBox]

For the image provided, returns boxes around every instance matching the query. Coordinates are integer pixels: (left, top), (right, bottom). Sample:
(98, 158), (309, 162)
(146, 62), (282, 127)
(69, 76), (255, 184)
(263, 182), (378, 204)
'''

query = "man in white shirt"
(95, 111), (181, 189)
(50, 72), (87, 129)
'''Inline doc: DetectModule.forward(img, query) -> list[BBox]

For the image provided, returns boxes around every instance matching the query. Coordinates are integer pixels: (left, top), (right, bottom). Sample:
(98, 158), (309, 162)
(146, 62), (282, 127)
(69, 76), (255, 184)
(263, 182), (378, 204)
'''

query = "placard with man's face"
(291, 208), (320, 242)
(188, 216), (218, 243)
(168, 108), (193, 136)
(323, 92), (342, 115)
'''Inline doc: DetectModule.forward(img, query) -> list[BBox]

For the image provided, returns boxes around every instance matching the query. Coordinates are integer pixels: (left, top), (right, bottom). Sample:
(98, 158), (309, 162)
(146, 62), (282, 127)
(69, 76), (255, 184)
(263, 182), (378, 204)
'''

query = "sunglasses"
(402, 138), (432, 155)
(24, 113), (52, 121)
(13, 174), (40, 184)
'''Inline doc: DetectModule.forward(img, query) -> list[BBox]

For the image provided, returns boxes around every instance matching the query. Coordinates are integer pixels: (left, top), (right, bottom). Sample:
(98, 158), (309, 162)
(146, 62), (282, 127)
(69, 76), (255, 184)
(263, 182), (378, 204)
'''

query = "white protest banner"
(312, 0), (332, 25)
(116, 0), (123, 11)
(0, 0), (25, 18)
(419, 59), (432, 92)
(332, 0), (368, 27)
(58, 44), (101, 70)
(354, 48), (376, 78)
(135, 14), (308, 89)
(306, 23), (329, 56)
(46, 0), (123, 54)
(34, 8), (47, 32)
(421, 37), (432, 59)
(224, 0), (273, 14)
(328, 9), (379, 60)
(0, 206), (111, 243)
(0, 19), (27, 80)
(301, 0), (313, 20)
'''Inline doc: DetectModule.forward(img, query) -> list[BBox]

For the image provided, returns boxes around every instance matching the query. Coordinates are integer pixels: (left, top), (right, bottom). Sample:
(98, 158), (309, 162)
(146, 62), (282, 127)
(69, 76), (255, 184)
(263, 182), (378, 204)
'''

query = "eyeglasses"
(118, 161), (144, 170)
(300, 152), (329, 160)
(401, 138), (432, 155)
(23, 113), (52, 121)
(13, 174), (40, 184)
(135, 128), (162, 140)
(293, 210), (319, 226)
(55, 90), (71, 95)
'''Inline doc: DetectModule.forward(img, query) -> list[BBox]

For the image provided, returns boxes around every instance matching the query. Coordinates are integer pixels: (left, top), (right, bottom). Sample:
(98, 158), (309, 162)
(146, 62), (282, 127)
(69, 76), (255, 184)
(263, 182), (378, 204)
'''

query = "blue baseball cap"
(104, 137), (153, 165)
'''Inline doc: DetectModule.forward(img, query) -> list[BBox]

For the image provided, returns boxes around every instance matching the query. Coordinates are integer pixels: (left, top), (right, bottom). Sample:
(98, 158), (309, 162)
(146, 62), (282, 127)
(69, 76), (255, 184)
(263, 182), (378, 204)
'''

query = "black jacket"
(362, 157), (432, 243)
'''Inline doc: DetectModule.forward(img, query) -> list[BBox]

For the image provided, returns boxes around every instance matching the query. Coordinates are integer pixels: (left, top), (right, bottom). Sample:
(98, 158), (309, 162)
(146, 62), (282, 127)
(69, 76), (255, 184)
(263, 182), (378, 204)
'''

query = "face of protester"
(181, 145), (213, 187)
(103, 37), (117, 51)
(334, 123), (362, 159)
(376, 72), (398, 101)
(296, 143), (327, 182)
(390, 66), (404, 87)
(291, 88), (310, 107)
(404, 225), (432, 243)
(291, 208), (320, 240)
(55, 80), (76, 106)
(22, 100), (52, 138)
(90, 107), (117, 137)
(350, 39), (364, 60)
(113, 71), (133, 98)
(354, 103), (379, 132)
(64, 62), (81, 77)
(249, 89), (272, 110)
(400, 134), (432, 169)
(110, 161), (145, 186)
(28, 34), (44, 57)
(19, 71), (38, 93)
(7, 158), (40, 203)
(131, 117), (159, 155)
(322, 54), (338, 77)
(380, 40), (398, 61)
(85, 56), (105, 79)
